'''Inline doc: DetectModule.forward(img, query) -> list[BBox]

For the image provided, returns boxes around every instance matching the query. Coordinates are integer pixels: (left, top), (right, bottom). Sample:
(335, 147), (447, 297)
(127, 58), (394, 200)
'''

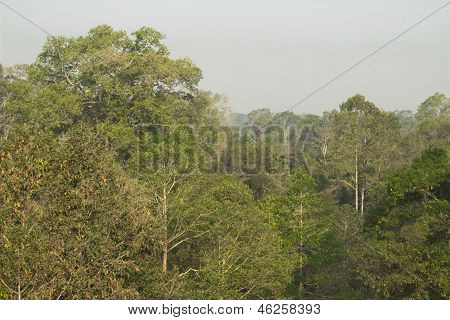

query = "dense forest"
(0, 25), (448, 300)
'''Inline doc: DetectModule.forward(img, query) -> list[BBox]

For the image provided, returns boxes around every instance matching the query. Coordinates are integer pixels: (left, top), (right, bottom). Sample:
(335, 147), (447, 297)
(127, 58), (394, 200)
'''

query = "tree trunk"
(361, 187), (365, 215)
(299, 201), (304, 297)
(162, 244), (168, 274)
(162, 187), (168, 274)
(17, 282), (21, 300)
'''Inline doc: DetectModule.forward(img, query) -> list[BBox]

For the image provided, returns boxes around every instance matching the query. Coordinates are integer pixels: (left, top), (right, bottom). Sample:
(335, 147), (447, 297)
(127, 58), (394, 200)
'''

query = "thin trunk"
(17, 265), (21, 300)
(361, 187), (365, 215)
(162, 243), (168, 274)
(162, 187), (168, 274)
(322, 143), (327, 164)
(135, 126), (140, 175)
(284, 126), (289, 169)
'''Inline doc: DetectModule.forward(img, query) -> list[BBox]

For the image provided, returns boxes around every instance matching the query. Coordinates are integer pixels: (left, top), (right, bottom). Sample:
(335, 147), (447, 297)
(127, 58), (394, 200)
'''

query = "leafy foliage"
(0, 25), (448, 300)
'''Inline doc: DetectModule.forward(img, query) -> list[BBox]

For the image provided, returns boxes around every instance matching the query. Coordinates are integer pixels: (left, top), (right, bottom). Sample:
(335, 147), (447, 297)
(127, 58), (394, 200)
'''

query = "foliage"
(0, 126), (151, 299)
(354, 148), (449, 299)
(0, 25), (448, 300)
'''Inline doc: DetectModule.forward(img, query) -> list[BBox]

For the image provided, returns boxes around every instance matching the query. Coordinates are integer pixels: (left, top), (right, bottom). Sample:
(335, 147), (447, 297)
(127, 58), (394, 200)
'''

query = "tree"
(0, 126), (151, 299)
(246, 108), (273, 128)
(264, 168), (344, 298)
(325, 94), (402, 214)
(355, 148), (449, 299)
(6, 25), (218, 164)
(416, 93), (449, 147)
(169, 177), (294, 299)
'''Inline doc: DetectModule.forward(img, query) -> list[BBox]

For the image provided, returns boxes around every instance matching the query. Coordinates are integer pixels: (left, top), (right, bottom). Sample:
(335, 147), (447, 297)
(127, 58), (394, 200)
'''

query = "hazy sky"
(1, 0), (449, 114)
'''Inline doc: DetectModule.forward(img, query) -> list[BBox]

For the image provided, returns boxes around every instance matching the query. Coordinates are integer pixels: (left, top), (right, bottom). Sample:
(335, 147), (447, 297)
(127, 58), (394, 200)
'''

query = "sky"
(1, 0), (449, 114)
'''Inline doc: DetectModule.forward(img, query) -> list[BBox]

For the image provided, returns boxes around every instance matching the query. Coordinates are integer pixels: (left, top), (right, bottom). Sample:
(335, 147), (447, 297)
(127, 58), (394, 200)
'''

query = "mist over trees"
(0, 25), (448, 300)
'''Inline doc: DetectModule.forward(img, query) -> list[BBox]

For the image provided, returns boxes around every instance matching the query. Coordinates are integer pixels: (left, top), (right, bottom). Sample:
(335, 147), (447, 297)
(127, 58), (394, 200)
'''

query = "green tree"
(325, 94), (402, 214)
(415, 93), (449, 147)
(264, 168), (345, 298)
(0, 126), (151, 299)
(356, 148), (449, 299)
(169, 177), (294, 299)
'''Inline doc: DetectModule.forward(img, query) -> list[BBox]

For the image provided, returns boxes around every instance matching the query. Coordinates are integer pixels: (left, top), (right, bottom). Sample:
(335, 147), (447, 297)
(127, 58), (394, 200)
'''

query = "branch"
(336, 178), (356, 190)
(168, 237), (190, 252)
(422, 189), (438, 201)
(179, 268), (199, 277)
(0, 278), (14, 295)
(240, 284), (257, 299)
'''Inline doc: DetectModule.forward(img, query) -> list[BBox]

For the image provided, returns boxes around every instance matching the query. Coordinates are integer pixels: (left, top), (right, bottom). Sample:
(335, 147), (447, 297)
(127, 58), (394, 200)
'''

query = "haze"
(1, 0), (449, 114)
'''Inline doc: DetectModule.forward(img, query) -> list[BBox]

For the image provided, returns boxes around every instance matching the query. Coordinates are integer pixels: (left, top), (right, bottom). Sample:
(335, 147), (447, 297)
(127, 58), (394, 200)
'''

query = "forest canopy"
(0, 25), (448, 300)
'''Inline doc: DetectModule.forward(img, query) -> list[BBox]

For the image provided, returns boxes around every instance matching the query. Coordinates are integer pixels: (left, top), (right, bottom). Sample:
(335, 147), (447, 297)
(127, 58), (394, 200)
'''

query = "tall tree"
(325, 94), (401, 214)
(264, 168), (342, 298)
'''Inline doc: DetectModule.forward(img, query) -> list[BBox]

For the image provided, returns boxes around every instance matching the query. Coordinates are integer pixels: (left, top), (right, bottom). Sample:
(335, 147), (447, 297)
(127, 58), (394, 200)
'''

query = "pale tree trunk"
(283, 125), (290, 170)
(319, 132), (328, 164)
(161, 187), (168, 274)
(321, 143), (328, 163)
(156, 174), (185, 274)
(17, 266), (22, 300)
(360, 187), (365, 215)
(17, 280), (21, 300)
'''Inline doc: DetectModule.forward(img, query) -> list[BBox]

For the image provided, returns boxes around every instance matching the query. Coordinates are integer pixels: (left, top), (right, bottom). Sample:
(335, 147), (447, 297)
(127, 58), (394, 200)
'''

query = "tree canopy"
(0, 25), (448, 300)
